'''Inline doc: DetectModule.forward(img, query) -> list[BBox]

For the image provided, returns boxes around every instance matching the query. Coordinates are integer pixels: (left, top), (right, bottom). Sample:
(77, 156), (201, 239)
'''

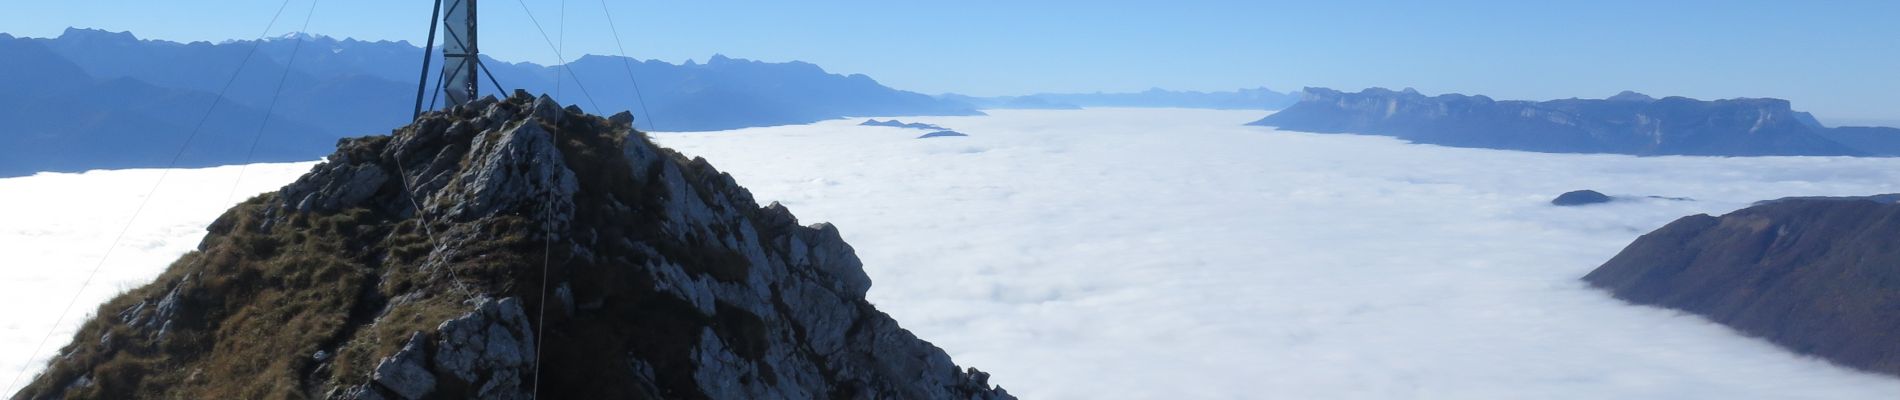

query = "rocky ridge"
(14, 91), (1011, 399)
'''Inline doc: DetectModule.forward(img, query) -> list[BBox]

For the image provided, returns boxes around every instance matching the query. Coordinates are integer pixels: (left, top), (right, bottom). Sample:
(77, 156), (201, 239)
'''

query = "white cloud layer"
(657, 109), (1900, 399)
(7, 108), (1900, 398)
(0, 163), (315, 392)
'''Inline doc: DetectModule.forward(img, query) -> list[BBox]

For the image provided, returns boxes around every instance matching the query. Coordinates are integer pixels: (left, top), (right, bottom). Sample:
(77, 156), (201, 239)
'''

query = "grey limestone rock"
(439, 116), (578, 236)
(431, 297), (535, 399)
(282, 154), (390, 213)
(371, 333), (436, 400)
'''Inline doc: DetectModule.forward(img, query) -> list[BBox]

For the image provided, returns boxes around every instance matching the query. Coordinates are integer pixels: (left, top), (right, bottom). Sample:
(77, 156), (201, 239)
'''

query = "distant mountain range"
(943, 87), (1298, 110)
(860, 119), (946, 130)
(0, 28), (978, 176)
(1252, 87), (1900, 157)
(0, 32), (335, 175)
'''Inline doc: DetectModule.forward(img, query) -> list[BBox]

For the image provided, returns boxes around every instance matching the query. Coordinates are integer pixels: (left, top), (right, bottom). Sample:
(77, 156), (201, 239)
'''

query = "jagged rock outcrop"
(1251, 87), (1900, 156)
(14, 91), (1012, 399)
(1583, 195), (1900, 376)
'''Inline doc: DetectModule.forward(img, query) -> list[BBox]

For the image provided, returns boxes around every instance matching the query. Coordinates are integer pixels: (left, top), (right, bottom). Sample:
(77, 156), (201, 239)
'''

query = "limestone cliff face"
(1584, 196), (1900, 376)
(15, 92), (1012, 399)
(1252, 87), (1898, 156)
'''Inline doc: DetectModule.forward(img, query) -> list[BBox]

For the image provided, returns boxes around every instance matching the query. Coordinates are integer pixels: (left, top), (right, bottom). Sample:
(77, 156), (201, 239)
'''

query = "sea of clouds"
(0, 162), (315, 391)
(7, 108), (1900, 398)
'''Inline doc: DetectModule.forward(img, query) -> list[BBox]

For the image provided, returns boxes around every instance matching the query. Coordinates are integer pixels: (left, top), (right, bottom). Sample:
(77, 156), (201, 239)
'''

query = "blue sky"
(3, 0), (1898, 122)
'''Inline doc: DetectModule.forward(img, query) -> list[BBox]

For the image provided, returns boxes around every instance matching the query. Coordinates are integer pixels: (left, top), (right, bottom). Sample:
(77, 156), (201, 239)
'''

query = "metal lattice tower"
(440, 0), (478, 105)
(414, 0), (483, 119)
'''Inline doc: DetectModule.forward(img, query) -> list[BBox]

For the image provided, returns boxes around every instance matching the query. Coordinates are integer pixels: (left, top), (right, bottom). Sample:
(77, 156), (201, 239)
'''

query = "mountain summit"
(14, 92), (1012, 399)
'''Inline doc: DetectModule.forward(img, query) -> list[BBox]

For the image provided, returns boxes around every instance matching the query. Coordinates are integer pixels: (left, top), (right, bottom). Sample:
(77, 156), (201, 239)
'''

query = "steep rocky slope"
(13, 92), (1011, 399)
(1583, 195), (1900, 376)
(1252, 87), (1900, 156)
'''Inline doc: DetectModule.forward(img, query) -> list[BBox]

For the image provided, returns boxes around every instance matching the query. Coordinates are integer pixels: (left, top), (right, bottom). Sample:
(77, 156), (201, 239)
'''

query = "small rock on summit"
(1551, 190), (1613, 206)
(918, 131), (969, 139)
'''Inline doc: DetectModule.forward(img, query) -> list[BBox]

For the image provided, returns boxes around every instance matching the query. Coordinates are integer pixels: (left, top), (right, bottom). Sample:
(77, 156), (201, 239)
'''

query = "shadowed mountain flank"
(1584, 196), (1900, 377)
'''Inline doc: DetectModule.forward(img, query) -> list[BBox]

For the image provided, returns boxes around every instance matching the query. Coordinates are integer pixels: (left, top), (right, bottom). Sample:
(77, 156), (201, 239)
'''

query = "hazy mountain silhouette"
(1253, 87), (1900, 156)
(945, 87), (1296, 110)
(0, 33), (332, 176)
(0, 28), (978, 176)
